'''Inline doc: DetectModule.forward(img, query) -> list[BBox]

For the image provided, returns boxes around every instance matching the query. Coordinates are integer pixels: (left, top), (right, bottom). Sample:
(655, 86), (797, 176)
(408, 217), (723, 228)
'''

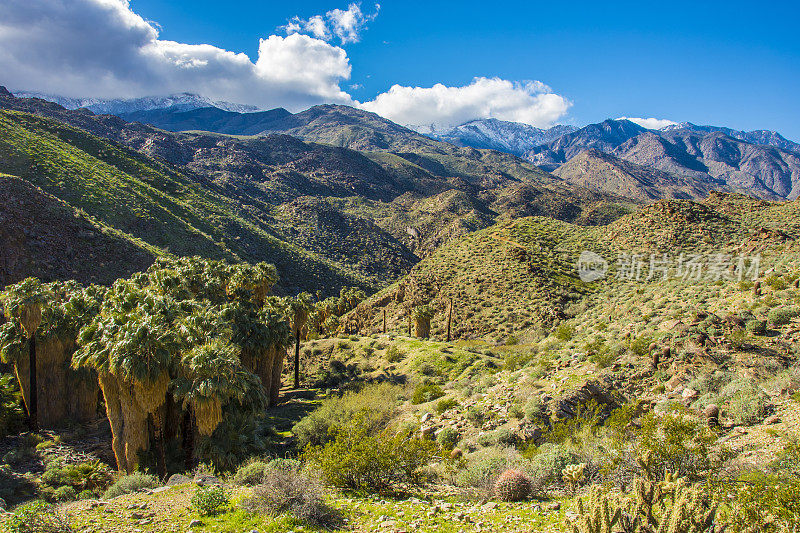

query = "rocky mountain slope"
(552, 148), (726, 201)
(528, 120), (800, 200)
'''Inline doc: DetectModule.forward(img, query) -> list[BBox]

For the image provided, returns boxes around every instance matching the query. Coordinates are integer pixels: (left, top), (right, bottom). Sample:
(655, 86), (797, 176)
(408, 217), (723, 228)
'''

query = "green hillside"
(0, 110), (371, 293)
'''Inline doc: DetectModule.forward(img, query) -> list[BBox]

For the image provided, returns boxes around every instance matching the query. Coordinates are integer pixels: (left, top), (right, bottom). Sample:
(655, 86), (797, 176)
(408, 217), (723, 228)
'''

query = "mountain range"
(19, 90), (799, 202)
(0, 86), (624, 294)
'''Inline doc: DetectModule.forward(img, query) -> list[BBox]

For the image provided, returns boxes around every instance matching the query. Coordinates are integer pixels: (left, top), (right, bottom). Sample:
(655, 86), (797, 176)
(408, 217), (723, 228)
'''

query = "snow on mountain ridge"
(426, 118), (577, 157)
(13, 91), (262, 114)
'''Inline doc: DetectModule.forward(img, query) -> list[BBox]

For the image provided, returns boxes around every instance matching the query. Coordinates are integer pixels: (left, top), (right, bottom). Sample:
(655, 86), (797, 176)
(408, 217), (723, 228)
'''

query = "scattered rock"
(547, 502), (561, 511)
(681, 388), (698, 401)
(420, 413), (432, 423)
(189, 519), (203, 527)
(764, 415), (781, 425)
(420, 426), (435, 439)
(194, 474), (220, 486)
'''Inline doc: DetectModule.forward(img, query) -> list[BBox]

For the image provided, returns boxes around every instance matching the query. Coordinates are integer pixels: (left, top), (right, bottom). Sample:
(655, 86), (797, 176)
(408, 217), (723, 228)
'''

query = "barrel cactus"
(493, 468), (531, 502)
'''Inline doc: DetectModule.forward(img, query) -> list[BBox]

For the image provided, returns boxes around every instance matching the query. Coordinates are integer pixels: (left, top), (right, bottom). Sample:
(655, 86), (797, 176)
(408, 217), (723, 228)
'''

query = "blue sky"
(132, 0), (800, 138)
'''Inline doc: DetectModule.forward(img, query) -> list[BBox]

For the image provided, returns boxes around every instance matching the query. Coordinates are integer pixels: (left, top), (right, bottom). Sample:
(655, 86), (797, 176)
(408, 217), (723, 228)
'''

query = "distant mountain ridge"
(13, 91), (262, 114)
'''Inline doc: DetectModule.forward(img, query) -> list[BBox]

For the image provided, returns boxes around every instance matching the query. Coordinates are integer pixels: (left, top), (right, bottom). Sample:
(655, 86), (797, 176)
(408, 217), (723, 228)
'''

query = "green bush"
(40, 458), (113, 496)
(384, 345), (404, 363)
(52, 486), (77, 502)
(437, 427), (460, 450)
(233, 460), (270, 486)
(746, 319), (767, 335)
(411, 383), (444, 405)
(526, 443), (581, 486)
(636, 407), (719, 479)
(102, 472), (159, 499)
(5, 500), (74, 533)
(293, 383), (401, 448)
(554, 324), (574, 342)
(724, 472), (800, 532)
(454, 448), (522, 492)
(721, 379), (769, 425)
(435, 397), (458, 413)
(190, 485), (229, 516)
(304, 413), (436, 494)
(0, 373), (23, 438)
(768, 306), (800, 326)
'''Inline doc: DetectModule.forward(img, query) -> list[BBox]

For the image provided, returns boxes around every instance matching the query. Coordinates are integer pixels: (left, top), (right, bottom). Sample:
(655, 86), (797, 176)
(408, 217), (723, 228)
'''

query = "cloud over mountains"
(0, 0), (571, 129)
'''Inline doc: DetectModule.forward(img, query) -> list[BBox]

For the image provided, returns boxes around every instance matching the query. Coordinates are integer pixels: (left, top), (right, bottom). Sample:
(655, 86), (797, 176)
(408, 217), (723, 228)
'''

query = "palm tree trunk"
(28, 335), (37, 430)
(293, 329), (301, 389)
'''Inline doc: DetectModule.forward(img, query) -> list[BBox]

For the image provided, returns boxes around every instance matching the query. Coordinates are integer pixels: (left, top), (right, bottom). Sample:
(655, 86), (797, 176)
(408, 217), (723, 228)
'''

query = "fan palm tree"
(1, 278), (46, 429)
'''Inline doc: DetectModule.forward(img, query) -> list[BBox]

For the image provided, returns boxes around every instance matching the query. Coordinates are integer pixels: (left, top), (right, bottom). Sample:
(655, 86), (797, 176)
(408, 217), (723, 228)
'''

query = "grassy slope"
(0, 110), (372, 294)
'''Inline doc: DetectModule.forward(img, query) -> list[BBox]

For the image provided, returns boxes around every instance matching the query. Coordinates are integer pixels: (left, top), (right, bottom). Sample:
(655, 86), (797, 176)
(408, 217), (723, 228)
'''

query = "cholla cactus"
(562, 462), (587, 492)
(571, 485), (621, 533)
(571, 466), (717, 533)
(493, 468), (531, 502)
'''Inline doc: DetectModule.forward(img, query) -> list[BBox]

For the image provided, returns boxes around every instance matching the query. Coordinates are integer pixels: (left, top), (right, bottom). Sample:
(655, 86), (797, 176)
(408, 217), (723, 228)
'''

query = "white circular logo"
(577, 251), (608, 282)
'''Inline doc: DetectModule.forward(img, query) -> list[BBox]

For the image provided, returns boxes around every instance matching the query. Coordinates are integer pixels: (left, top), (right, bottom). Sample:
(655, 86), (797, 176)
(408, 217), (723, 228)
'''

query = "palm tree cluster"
(71, 257), (294, 474)
(0, 278), (103, 429)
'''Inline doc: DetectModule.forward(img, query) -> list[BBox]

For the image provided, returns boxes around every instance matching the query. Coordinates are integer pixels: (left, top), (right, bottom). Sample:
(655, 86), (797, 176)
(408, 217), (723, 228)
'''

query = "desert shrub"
(765, 274), (789, 291)
(495, 427), (518, 447)
(304, 413), (436, 494)
(720, 379), (769, 425)
(52, 486), (77, 502)
(437, 427), (460, 450)
(628, 334), (654, 357)
(435, 397), (458, 413)
(526, 443), (581, 486)
(240, 467), (342, 528)
(102, 472), (159, 499)
(40, 458), (113, 497)
(768, 306), (800, 326)
(687, 371), (733, 395)
(190, 485), (229, 516)
(233, 460), (271, 486)
(0, 373), (23, 438)
(411, 383), (444, 405)
(723, 472), (800, 532)
(466, 405), (488, 427)
(293, 383), (401, 448)
(635, 407), (719, 479)
(384, 345), (404, 363)
(524, 396), (547, 422)
(746, 319), (767, 335)
(554, 324), (574, 341)
(5, 501), (74, 533)
(455, 448), (521, 491)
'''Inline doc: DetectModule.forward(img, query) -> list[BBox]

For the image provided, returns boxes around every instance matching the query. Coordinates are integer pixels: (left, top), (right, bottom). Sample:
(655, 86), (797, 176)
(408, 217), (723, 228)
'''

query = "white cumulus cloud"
(359, 77), (571, 132)
(283, 3), (380, 45)
(0, 0), (353, 110)
(0, 0), (572, 131)
(618, 116), (678, 130)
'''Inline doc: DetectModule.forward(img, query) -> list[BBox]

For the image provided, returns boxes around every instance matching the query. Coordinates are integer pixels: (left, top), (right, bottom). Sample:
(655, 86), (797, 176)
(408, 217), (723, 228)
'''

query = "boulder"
(166, 474), (192, 486)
